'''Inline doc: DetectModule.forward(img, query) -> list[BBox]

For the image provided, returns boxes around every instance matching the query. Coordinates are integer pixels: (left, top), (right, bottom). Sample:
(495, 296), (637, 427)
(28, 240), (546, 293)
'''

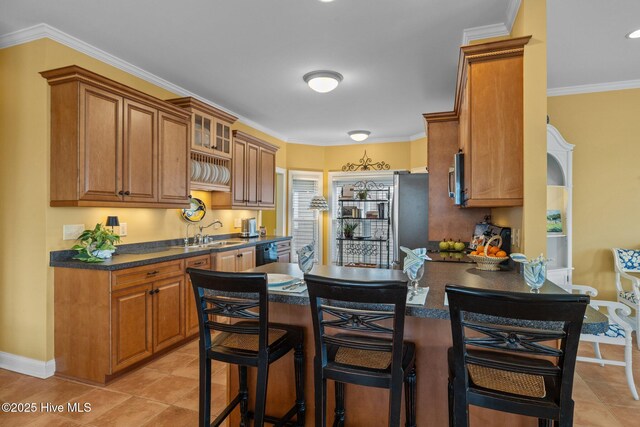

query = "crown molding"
(410, 132), (426, 141)
(547, 79), (640, 97)
(462, 0), (521, 45)
(505, 0), (521, 33)
(462, 23), (510, 46)
(0, 23), (290, 142)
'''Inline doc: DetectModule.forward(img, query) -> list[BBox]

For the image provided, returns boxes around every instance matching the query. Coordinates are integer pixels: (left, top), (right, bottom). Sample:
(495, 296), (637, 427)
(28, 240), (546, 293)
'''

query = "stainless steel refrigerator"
(391, 171), (429, 268)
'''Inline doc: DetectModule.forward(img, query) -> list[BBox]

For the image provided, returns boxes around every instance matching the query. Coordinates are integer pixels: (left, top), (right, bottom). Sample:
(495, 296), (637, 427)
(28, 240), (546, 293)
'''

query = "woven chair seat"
(334, 347), (392, 370)
(219, 328), (287, 352)
(467, 364), (546, 398)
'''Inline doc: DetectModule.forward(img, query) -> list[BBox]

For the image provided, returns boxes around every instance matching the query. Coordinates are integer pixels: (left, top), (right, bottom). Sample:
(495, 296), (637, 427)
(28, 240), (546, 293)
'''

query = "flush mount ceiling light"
(303, 70), (343, 93)
(318, 0), (335, 2)
(626, 28), (640, 39)
(348, 130), (371, 142)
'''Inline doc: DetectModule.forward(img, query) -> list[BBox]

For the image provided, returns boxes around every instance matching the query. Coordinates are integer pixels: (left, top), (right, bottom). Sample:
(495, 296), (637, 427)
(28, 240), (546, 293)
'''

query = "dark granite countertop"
(236, 263), (608, 334)
(50, 235), (291, 271)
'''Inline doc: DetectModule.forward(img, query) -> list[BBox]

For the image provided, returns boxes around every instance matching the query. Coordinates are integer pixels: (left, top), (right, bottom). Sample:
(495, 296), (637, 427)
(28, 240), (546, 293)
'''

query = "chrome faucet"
(198, 220), (223, 245)
(199, 219), (223, 234)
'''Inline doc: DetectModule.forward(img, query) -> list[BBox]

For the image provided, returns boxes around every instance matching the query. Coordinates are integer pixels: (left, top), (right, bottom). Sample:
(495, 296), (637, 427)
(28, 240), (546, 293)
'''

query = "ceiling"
(547, 0), (640, 93)
(1, 1), (638, 144)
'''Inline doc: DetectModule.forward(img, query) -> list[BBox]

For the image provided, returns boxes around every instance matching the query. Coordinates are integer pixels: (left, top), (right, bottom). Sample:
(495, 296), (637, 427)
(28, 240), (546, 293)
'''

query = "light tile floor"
(0, 339), (638, 426)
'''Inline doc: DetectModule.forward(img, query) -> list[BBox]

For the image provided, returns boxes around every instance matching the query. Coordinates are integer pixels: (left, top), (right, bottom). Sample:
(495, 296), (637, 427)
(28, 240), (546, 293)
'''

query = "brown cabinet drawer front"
(276, 241), (291, 252)
(113, 260), (184, 290)
(186, 255), (210, 270)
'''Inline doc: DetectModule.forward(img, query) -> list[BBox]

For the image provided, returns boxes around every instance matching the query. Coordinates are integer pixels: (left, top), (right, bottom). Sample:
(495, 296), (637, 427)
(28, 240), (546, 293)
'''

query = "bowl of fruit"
(467, 235), (509, 271)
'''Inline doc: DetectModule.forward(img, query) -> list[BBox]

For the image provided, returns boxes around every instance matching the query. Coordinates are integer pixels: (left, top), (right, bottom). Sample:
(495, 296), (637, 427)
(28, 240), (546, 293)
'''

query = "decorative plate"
(267, 274), (299, 287)
(181, 197), (206, 223)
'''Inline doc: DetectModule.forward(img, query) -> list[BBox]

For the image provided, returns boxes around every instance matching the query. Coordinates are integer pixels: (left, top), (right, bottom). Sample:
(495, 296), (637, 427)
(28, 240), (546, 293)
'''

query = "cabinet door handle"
(124, 191), (131, 196)
(118, 190), (124, 196)
(192, 261), (205, 266)
(147, 270), (159, 276)
(154, 289), (160, 294)
(148, 290), (154, 295)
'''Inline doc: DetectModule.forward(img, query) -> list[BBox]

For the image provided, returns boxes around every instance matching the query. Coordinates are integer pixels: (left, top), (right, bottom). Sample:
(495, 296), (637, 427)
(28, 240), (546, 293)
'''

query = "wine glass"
(297, 244), (315, 275)
(407, 263), (425, 295)
(523, 261), (547, 293)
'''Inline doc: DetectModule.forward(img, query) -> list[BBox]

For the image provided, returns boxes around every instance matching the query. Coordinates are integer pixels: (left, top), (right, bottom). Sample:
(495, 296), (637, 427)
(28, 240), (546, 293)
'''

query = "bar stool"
(445, 285), (589, 427)
(305, 274), (417, 427)
(187, 268), (306, 427)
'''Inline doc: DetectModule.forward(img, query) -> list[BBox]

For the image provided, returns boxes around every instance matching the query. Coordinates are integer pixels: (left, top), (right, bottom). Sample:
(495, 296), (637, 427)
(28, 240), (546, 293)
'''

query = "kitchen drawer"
(112, 259), (184, 291)
(276, 240), (291, 253)
(185, 255), (211, 270)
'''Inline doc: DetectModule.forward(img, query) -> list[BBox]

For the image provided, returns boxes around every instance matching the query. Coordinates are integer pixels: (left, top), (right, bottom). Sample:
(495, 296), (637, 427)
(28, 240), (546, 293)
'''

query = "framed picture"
(547, 209), (563, 233)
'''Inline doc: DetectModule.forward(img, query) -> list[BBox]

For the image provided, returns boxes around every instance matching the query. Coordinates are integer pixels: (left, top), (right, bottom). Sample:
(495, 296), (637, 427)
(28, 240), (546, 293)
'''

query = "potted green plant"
(356, 189), (368, 200)
(343, 221), (359, 239)
(72, 223), (121, 263)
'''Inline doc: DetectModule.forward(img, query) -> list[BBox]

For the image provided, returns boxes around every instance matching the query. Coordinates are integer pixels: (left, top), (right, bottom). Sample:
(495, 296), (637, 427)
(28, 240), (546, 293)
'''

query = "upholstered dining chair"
(613, 248), (640, 348)
(571, 284), (638, 400)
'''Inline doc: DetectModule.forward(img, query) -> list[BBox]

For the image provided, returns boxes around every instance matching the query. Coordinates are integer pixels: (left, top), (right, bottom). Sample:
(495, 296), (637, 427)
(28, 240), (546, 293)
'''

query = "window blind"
(290, 177), (320, 262)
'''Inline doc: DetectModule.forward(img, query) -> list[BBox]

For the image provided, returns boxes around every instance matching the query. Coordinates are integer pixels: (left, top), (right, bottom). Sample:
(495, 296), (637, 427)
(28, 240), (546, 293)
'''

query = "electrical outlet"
(119, 222), (128, 236)
(234, 218), (242, 228)
(63, 224), (85, 240)
(513, 228), (521, 248)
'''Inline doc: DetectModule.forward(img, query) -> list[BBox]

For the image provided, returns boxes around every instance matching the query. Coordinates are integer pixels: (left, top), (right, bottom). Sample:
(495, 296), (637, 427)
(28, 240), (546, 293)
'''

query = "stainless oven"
(448, 151), (464, 206)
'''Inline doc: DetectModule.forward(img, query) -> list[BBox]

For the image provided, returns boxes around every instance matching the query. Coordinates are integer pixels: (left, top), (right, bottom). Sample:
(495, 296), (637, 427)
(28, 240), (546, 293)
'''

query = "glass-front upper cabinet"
(167, 97), (237, 158)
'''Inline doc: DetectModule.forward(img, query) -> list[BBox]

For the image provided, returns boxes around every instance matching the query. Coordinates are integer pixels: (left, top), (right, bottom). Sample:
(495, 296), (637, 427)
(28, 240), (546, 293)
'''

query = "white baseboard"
(0, 351), (55, 378)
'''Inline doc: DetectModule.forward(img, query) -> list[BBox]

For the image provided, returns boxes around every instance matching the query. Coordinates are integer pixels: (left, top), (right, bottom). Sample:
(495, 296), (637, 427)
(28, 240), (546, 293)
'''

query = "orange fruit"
(488, 246), (499, 255)
(470, 251), (478, 256)
(477, 245), (485, 253)
(487, 253), (496, 257)
(496, 250), (507, 257)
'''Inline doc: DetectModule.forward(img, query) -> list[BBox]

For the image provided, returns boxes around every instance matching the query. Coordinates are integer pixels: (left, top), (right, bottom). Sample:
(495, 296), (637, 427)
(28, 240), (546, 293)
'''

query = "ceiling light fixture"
(626, 28), (640, 39)
(318, 0), (335, 2)
(348, 130), (371, 142)
(303, 70), (343, 93)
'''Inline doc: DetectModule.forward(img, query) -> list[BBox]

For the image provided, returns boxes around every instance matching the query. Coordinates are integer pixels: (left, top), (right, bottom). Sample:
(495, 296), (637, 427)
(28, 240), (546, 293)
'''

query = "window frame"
(288, 170), (324, 264)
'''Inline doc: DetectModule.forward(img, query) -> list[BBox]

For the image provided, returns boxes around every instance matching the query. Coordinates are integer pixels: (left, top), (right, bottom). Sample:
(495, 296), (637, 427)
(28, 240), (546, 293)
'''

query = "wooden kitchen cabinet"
(54, 259), (187, 384)
(166, 97), (238, 158)
(184, 255), (211, 337)
(111, 283), (153, 372)
(460, 39), (528, 207)
(41, 65), (191, 208)
(211, 131), (279, 210)
(424, 36), (530, 208)
(276, 240), (291, 263)
(211, 246), (256, 272)
(152, 275), (186, 352)
(111, 262), (185, 372)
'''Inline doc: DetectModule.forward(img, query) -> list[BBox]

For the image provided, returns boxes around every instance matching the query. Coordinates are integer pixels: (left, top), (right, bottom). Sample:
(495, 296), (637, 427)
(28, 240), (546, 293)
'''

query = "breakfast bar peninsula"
(216, 262), (606, 426)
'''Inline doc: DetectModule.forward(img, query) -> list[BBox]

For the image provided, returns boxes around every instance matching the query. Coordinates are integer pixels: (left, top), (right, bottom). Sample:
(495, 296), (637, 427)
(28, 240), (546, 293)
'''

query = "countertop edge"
(50, 236), (292, 271)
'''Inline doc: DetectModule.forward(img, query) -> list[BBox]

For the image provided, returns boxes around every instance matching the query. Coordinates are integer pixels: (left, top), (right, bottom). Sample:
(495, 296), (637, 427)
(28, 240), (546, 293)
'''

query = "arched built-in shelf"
(546, 124), (574, 290)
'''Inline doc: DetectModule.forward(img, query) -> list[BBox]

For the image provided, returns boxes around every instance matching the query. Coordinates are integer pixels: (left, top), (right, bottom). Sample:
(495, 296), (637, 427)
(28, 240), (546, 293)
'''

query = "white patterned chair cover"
(572, 284), (638, 400)
(613, 248), (640, 349)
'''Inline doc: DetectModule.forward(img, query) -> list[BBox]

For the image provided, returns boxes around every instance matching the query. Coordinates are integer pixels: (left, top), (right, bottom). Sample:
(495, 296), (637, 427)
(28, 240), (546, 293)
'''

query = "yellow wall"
(491, 0), (547, 256)
(548, 89), (640, 299)
(0, 39), (287, 362)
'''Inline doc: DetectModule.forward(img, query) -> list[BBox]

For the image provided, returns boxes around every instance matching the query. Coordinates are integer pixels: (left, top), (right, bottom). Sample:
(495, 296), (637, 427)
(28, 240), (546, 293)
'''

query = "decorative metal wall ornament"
(342, 150), (391, 172)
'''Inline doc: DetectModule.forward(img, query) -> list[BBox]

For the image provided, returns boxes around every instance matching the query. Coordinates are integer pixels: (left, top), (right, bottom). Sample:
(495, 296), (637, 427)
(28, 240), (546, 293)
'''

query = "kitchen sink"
(176, 240), (244, 250)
